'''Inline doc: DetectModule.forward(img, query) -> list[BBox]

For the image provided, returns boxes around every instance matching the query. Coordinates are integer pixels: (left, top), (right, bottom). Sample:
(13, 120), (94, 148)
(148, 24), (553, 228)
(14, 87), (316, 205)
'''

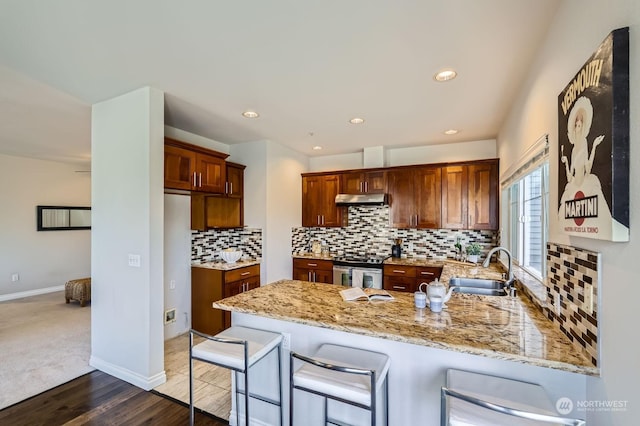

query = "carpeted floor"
(0, 291), (93, 410)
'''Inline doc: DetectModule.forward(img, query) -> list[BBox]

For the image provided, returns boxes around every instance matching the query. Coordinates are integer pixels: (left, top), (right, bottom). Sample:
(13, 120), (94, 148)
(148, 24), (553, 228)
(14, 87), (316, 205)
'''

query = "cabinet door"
(341, 172), (365, 194)
(388, 169), (415, 228)
(441, 165), (468, 229)
(302, 176), (323, 226)
(225, 163), (244, 198)
(364, 171), (387, 194)
(164, 145), (196, 190)
(319, 175), (343, 226)
(206, 196), (242, 228)
(302, 175), (344, 227)
(415, 167), (441, 228)
(196, 153), (226, 193)
(293, 267), (313, 282)
(468, 162), (498, 230)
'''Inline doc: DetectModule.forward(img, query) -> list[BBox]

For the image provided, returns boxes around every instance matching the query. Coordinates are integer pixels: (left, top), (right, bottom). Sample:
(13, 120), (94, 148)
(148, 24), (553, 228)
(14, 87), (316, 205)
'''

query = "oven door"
(332, 265), (351, 287)
(353, 267), (383, 289)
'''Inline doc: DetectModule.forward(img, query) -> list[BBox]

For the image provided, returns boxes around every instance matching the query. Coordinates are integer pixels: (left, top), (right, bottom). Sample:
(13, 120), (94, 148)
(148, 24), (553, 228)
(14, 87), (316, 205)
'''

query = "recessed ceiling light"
(434, 69), (457, 82)
(242, 110), (259, 118)
(444, 129), (459, 135)
(349, 117), (365, 124)
(313, 146), (323, 151)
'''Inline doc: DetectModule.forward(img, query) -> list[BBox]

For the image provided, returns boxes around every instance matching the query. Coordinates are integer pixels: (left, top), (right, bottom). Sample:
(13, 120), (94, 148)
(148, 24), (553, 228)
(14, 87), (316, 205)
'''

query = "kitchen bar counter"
(213, 279), (596, 376)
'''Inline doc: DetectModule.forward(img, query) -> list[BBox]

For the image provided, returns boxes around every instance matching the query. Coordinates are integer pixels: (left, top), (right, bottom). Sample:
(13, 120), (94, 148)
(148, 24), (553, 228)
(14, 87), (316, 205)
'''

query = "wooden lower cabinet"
(191, 264), (260, 335)
(292, 258), (333, 284)
(383, 264), (443, 293)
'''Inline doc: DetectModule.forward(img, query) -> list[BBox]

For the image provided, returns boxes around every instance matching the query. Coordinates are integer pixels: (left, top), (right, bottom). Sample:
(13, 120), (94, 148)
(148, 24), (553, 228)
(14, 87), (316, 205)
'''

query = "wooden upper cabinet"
(302, 174), (345, 227)
(388, 166), (440, 229)
(341, 171), (386, 194)
(468, 162), (498, 229)
(196, 153), (226, 193)
(441, 160), (499, 230)
(225, 162), (244, 198)
(388, 169), (415, 228)
(164, 138), (229, 194)
(415, 167), (442, 228)
(441, 165), (468, 229)
(164, 145), (196, 190)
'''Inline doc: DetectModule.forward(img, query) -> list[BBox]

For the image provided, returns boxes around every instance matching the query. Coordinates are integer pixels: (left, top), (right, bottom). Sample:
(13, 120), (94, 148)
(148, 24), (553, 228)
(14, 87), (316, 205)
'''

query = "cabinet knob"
(308, 263), (317, 267)
(241, 271), (250, 276)
(392, 270), (406, 274)
(420, 271), (434, 276)
(393, 285), (406, 290)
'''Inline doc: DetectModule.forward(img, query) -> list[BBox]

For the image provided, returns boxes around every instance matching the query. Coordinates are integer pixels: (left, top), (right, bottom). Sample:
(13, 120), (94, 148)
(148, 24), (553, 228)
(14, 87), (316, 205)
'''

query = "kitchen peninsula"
(213, 275), (593, 425)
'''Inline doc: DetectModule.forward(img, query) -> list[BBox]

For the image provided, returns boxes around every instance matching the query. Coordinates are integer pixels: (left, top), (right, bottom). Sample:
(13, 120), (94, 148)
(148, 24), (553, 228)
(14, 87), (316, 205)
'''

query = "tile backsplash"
(292, 205), (498, 258)
(546, 242), (600, 367)
(191, 228), (262, 262)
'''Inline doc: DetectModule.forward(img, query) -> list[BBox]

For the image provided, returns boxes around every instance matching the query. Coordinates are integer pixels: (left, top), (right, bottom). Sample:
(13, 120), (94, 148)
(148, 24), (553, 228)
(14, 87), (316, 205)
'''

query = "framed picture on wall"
(557, 27), (629, 242)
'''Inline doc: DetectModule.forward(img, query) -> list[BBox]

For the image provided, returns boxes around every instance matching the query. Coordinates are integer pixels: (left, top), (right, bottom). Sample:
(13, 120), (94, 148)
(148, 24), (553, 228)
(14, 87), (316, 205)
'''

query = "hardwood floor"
(0, 370), (228, 426)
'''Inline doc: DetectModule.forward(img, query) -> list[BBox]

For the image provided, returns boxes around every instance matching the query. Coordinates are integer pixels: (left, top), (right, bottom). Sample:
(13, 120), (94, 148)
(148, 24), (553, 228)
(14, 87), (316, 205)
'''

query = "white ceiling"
(0, 1), (560, 167)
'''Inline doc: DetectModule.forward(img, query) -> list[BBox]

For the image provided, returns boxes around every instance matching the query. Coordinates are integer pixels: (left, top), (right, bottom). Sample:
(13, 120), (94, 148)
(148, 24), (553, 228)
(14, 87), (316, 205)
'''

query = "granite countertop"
(191, 259), (261, 271)
(213, 279), (597, 376)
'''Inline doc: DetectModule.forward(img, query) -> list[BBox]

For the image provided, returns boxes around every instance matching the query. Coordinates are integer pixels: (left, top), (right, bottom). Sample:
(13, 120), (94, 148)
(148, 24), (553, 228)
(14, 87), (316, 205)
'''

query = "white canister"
(414, 291), (427, 309)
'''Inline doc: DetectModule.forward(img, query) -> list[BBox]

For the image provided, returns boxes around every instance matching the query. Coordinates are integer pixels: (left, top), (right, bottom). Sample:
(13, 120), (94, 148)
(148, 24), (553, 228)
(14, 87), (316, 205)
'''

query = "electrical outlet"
(170, 280), (176, 290)
(583, 285), (594, 315)
(164, 308), (176, 324)
(282, 332), (291, 350)
(407, 242), (414, 252)
(11, 273), (19, 282)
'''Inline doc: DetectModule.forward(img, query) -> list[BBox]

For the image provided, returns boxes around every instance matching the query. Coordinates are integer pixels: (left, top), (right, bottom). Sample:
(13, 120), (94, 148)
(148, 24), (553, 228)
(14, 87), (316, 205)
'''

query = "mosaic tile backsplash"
(292, 205), (498, 259)
(191, 228), (262, 263)
(546, 242), (600, 367)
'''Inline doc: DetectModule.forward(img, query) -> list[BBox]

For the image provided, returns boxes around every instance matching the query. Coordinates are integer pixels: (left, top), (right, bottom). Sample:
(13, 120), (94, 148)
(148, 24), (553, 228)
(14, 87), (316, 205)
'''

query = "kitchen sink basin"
(449, 277), (508, 296)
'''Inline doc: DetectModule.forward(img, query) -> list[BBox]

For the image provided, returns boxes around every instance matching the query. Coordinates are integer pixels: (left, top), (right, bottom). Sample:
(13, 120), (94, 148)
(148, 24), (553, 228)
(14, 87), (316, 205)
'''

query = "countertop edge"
(212, 299), (598, 377)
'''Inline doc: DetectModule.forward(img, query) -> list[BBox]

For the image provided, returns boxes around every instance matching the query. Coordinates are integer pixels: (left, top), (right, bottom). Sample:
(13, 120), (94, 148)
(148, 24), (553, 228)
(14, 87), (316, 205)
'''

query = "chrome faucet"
(482, 246), (515, 294)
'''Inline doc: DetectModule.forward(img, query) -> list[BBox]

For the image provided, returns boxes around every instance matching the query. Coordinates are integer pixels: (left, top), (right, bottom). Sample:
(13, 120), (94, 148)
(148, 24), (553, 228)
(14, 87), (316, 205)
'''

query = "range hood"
(335, 193), (388, 206)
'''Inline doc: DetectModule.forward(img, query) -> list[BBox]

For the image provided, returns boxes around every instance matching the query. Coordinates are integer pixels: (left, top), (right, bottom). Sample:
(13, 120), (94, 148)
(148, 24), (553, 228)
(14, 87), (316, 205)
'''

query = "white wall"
(0, 154), (91, 299)
(90, 87), (165, 390)
(308, 139), (496, 172)
(230, 140), (308, 284)
(497, 1), (638, 423)
(163, 194), (191, 339)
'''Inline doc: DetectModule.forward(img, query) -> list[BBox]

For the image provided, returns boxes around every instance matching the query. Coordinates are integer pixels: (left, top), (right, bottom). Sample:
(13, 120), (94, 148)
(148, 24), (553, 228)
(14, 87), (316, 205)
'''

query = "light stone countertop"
(213, 278), (597, 376)
(191, 259), (261, 271)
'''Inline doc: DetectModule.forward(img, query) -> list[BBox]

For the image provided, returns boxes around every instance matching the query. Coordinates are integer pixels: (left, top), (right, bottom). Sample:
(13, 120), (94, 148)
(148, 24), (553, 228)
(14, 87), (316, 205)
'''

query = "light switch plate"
(128, 254), (141, 268)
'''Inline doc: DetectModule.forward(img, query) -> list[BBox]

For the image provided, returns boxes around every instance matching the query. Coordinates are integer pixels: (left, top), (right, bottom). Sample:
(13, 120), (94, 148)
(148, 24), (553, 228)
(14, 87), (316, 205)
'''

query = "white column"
(90, 87), (165, 389)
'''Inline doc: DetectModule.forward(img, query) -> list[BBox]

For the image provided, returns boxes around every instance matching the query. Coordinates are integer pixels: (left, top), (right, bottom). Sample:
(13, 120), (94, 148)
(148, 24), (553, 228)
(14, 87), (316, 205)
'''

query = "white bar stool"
(189, 327), (283, 426)
(290, 344), (390, 426)
(441, 369), (586, 425)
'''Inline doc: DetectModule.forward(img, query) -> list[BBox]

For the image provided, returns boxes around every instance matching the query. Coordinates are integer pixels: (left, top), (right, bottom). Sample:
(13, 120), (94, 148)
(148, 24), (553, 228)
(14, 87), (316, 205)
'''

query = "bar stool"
(441, 369), (586, 425)
(290, 344), (390, 426)
(189, 327), (283, 426)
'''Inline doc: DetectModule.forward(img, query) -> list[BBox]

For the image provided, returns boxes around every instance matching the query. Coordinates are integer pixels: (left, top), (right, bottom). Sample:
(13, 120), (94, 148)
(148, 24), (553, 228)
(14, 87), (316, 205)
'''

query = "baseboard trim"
(0, 285), (65, 302)
(89, 355), (167, 391)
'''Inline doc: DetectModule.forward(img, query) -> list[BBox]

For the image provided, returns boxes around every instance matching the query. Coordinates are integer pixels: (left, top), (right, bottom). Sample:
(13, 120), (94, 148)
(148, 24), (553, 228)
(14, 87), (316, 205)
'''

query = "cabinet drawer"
(293, 258), (333, 271)
(383, 276), (416, 293)
(225, 265), (260, 283)
(416, 267), (442, 282)
(383, 265), (416, 278)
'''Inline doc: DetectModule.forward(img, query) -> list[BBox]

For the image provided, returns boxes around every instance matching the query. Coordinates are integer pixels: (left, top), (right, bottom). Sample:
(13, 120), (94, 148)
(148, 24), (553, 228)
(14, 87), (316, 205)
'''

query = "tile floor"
(154, 333), (232, 420)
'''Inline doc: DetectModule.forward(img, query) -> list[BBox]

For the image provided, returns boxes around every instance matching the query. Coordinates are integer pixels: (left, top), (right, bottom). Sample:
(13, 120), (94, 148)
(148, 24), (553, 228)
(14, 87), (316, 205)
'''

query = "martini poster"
(557, 27), (629, 242)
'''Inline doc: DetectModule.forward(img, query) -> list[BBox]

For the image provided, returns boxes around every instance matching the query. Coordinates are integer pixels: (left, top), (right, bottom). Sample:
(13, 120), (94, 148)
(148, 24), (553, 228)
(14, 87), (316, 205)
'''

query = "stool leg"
(235, 371), (241, 426)
(277, 343), (283, 426)
(189, 332), (195, 426)
(289, 354), (294, 426)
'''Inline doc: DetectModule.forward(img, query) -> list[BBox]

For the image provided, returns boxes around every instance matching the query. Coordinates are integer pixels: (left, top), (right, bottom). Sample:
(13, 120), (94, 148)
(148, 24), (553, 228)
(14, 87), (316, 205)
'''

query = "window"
(503, 160), (549, 280)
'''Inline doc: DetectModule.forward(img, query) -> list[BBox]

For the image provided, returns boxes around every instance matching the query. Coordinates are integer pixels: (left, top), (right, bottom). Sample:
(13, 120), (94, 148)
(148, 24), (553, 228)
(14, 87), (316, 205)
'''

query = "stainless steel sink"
(449, 277), (508, 296)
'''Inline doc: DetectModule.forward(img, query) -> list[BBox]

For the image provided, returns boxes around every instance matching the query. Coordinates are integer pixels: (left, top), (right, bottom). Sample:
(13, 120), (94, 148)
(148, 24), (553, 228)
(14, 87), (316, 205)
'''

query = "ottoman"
(65, 277), (91, 307)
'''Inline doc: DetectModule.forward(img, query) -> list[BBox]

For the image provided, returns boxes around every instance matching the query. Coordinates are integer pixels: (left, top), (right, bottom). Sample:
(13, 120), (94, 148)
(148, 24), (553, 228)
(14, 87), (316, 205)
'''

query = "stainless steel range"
(332, 254), (388, 289)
